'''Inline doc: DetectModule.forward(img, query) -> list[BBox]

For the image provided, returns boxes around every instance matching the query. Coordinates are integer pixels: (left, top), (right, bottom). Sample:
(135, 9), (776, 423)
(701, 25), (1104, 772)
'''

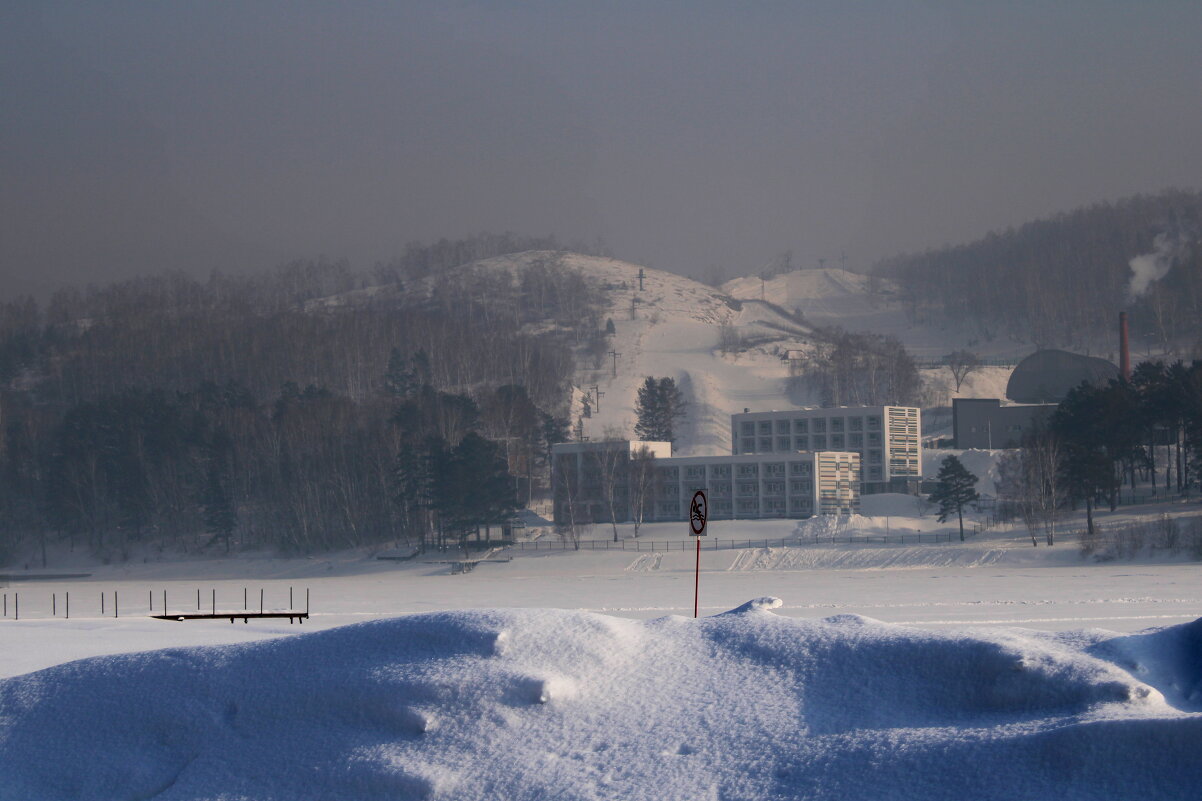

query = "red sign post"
(689, 490), (707, 617)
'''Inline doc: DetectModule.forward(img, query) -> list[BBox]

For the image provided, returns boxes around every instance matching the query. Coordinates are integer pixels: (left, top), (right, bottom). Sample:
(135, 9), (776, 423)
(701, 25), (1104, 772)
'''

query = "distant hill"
(873, 189), (1202, 357)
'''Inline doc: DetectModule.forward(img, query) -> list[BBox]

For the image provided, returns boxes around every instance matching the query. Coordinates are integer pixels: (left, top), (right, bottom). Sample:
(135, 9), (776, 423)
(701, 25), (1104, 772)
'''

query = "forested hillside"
(0, 236), (607, 564)
(876, 189), (1202, 354)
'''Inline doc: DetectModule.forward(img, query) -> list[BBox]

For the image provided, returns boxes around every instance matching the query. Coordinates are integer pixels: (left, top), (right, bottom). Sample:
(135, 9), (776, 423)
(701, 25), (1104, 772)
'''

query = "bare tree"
(944, 350), (981, 393)
(552, 455), (582, 550)
(593, 427), (630, 542)
(997, 433), (1064, 546)
(628, 446), (657, 539)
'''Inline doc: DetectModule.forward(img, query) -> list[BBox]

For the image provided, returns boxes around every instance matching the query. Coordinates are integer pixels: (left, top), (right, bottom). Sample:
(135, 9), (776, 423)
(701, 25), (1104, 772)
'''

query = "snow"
(923, 448), (1008, 498)
(2, 594), (1200, 800)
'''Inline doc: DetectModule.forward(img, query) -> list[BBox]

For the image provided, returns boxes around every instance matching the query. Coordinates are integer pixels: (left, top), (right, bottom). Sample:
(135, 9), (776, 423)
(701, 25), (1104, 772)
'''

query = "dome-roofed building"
(1006, 349), (1119, 403)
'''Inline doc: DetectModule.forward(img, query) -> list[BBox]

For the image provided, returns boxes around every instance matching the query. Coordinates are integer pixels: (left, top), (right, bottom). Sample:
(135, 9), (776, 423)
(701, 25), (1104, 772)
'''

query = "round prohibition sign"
(689, 490), (708, 536)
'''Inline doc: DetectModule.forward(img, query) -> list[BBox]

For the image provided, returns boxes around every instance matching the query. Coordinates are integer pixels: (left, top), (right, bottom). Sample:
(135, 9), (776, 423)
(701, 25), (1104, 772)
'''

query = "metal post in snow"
(66, 592), (69, 619)
(114, 591), (118, 618)
(689, 490), (708, 618)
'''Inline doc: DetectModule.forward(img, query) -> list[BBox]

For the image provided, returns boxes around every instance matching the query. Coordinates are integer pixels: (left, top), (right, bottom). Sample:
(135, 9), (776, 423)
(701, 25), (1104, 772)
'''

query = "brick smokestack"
(1119, 311), (1131, 380)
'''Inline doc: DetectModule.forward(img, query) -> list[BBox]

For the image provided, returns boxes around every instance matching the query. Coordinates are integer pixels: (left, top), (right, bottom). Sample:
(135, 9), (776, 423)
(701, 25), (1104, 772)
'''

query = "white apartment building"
(729, 406), (920, 493)
(647, 451), (859, 521)
(551, 441), (859, 525)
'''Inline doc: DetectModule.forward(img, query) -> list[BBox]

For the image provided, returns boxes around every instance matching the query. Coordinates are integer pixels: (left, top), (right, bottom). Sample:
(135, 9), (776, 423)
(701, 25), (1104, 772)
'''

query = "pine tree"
(634, 377), (687, 444)
(929, 455), (979, 542)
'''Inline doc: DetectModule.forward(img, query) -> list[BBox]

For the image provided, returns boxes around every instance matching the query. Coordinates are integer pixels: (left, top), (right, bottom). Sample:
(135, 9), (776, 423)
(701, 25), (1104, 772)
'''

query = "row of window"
(740, 415), (883, 438)
(740, 432), (884, 453)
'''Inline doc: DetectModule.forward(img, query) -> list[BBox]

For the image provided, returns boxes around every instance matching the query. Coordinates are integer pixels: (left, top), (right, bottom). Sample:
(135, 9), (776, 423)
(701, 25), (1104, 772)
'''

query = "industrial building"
(1005, 349), (1118, 403)
(952, 398), (1056, 449)
(729, 406), (920, 493)
(551, 440), (860, 525)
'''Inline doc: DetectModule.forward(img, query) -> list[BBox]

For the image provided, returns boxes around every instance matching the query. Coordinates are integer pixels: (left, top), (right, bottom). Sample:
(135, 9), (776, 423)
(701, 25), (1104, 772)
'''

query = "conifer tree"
(930, 455), (979, 542)
(634, 377), (687, 444)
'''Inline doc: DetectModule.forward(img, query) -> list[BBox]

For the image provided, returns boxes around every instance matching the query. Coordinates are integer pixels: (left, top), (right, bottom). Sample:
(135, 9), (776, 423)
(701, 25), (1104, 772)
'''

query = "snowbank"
(2, 602), (1199, 800)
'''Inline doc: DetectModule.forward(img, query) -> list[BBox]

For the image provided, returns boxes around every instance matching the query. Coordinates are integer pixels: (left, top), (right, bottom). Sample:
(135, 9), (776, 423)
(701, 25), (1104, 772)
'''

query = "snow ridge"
(2, 604), (1200, 799)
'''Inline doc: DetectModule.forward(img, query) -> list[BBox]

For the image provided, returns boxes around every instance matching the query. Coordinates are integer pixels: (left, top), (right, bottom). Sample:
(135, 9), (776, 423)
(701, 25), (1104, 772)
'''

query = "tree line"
(0, 237), (610, 565)
(876, 189), (1202, 354)
(998, 360), (1202, 544)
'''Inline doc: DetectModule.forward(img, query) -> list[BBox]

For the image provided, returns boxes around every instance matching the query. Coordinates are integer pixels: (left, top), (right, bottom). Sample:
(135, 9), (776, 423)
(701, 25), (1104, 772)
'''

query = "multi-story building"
(551, 440), (672, 526)
(729, 406), (920, 493)
(647, 451), (859, 521)
(551, 441), (859, 525)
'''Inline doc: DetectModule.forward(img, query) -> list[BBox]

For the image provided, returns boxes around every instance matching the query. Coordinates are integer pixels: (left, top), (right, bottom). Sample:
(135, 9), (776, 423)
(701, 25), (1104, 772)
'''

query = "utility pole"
(638, 267), (645, 292)
(818, 258), (826, 271)
(608, 350), (621, 378)
(590, 385), (604, 413)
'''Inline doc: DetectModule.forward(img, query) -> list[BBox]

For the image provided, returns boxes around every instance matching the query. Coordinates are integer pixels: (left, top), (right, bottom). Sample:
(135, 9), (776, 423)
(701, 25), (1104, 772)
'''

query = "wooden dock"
(151, 611), (309, 624)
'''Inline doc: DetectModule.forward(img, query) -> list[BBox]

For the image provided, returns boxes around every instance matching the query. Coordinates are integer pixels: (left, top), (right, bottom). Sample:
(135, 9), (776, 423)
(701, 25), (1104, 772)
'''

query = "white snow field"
(2, 595), (1201, 800)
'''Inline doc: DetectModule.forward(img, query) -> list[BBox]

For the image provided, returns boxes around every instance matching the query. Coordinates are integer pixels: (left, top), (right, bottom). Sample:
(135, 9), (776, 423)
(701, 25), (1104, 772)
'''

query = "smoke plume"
(1128, 231), (1188, 299)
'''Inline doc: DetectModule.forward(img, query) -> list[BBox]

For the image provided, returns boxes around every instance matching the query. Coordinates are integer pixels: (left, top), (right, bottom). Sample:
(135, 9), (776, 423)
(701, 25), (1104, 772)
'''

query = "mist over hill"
(874, 189), (1202, 356)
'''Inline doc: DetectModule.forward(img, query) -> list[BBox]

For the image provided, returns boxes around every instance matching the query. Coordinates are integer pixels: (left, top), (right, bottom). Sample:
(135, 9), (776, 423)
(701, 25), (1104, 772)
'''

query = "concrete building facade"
(551, 442), (860, 525)
(729, 406), (920, 492)
(952, 398), (1056, 449)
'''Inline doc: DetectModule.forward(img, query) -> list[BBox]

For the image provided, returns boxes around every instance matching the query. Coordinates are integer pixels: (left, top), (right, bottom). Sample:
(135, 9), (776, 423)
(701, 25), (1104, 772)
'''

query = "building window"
(868, 449), (882, 463)
(764, 481), (784, 495)
(794, 436), (809, 450)
(710, 464), (731, 478)
(777, 436), (791, 451)
(849, 433), (863, 448)
(759, 437), (773, 452)
(812, 435), (826, 449)
(794, 419), (808, 434)
(831, 418), (844, 433)
(741, 422), (754, 436)
(831, 434), (844, 449)
(737, 463), (759, 477)
(849, 417), (863, 432)
(790, 480), (813, 493)
(775, 419), (790, 434)
(790, 461), (812, 476)
(758, 421), (772, 435)
(867, 432), (881, 445)
(867, 416), (881, 429)
(741, 440), (756, 454)
(813, 419), (827, 433)
(737, 481), (757, 496)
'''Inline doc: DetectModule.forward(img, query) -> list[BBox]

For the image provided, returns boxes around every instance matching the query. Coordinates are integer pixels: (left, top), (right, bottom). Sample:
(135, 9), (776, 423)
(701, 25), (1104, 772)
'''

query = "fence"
(515, 531), (958, 552)
(1, 585), (309, 622)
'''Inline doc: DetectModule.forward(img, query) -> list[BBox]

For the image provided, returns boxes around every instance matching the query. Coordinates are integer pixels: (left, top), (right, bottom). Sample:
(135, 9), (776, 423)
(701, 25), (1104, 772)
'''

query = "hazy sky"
(4, 1), (1202, 298)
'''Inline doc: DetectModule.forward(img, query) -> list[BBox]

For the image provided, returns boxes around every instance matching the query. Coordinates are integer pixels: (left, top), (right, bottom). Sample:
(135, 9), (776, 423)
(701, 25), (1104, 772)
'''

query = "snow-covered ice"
(2, 596), (1200, 800)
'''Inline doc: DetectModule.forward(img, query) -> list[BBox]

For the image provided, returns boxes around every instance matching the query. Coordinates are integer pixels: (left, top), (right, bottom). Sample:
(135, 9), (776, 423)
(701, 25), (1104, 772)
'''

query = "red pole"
(694, 537), (701, 618)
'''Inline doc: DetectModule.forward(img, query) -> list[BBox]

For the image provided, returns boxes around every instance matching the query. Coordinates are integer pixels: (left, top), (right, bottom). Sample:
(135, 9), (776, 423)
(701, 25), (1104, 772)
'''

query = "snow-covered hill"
(724, 267), (1040, 363)
(455, 252), (813, 455)
(3, 600), (1199, 800)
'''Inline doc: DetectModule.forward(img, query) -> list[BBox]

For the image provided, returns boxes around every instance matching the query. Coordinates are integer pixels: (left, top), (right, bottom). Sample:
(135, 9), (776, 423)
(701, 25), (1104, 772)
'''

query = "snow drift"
(2, 601), (1200, 800)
